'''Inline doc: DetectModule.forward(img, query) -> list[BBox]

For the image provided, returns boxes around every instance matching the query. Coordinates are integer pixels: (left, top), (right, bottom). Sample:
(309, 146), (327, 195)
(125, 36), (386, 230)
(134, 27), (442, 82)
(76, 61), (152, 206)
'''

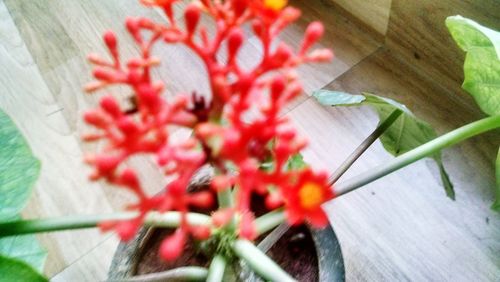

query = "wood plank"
(385, 0), (500, 104)
(287, 48), (499, 281)
(329, 0), (392, 36)
(0, 0), (116, 276)
(51, 236), (119, 282)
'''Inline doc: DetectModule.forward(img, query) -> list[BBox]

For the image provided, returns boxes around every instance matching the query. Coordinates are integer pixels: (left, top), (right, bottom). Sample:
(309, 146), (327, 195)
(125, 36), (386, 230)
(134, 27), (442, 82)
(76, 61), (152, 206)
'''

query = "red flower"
(82, 0), (333, 261)
(283, 169), (334, 227)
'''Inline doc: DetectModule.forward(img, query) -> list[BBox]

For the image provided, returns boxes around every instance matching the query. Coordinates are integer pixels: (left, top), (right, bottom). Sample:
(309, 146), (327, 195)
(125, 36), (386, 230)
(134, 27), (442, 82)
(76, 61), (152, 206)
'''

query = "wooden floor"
(0, 0), (498, 281)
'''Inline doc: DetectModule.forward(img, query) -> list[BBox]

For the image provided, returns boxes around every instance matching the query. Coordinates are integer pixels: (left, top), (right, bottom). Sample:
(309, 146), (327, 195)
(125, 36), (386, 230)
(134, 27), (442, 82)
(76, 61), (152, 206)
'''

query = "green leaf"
(0, 255), (47, 282)
(313, 91), (454, 198)
(313, 90), (366, 105)
(286, 153), (307, 171)
(446, 16), (500, 116)
(493, 147), (500, 211)
(0, 234), (47, 272)
(0, 109), (40, 221)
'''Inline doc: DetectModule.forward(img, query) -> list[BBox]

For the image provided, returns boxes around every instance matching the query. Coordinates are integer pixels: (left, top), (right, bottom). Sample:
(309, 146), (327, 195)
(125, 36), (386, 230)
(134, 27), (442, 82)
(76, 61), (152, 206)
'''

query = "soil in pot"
(135, 224), (318, 281)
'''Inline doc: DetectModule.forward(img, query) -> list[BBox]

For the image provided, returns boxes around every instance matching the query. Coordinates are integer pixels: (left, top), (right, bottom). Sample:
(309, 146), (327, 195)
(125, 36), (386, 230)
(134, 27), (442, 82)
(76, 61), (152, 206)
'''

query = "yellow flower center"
(299, 182), (324, 209)
(264, 0), (287, 11)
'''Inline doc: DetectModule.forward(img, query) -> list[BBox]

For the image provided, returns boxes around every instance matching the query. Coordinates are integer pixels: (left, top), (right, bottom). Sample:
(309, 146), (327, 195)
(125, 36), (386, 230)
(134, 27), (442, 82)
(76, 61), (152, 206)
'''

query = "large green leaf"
(493, 148), (500, 211)
(446, 16), (500, 116)
(0, 109), (40, 221)
(0, 109), (46, 272)
(0, 255), (47, 282)
(0, 234), (47, 272)
(313, 91), (454, 198)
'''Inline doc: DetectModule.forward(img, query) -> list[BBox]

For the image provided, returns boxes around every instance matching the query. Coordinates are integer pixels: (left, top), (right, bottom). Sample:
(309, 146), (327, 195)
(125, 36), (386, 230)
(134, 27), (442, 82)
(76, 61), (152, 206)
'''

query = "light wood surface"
(0, 0), (498, 281)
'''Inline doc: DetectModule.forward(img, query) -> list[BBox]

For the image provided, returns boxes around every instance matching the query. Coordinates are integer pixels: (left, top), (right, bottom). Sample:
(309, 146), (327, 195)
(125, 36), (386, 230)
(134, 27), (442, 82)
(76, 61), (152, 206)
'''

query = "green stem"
(232, 239), (296, 282)
(254, 209), (286, 236)
(109, 266), (208, 282)
(329, 109), (403, 185)
(334, 115), (500, 196)
(217, 188), (233, 208)
(206, 255), (227, 282)
(0, 211), (211, 237)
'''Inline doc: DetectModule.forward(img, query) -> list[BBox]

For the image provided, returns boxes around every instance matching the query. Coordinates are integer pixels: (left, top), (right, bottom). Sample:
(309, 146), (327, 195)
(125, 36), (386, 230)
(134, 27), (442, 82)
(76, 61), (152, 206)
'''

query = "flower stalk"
(254, 209), (286, 236)
(232, 239), (296, 282)
(334, 115), (500, 196)
(328, 109), (403, 185)
(206, 255), (227, 282)
(0, 211), (211, 237)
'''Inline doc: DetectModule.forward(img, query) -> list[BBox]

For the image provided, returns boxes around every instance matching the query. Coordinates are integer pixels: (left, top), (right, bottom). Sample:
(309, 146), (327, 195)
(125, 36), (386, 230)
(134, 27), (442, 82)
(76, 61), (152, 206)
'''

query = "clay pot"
(108, 175), (345, 281)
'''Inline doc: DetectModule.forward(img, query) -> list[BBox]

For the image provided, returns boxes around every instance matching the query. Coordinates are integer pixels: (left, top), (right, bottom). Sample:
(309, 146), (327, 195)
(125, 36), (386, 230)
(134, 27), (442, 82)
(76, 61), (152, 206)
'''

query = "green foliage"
(313, 91), (454, 198)
(0, 110), (41, 221)
(447, 16), (500, 209)
(0, 109), (47, 278)
(286, 153), (307, 171)
(446, 15), (500, 116)
(0, 255), (47, 282)
(493, 148), (500, 211)
(0, 234), (47, 272)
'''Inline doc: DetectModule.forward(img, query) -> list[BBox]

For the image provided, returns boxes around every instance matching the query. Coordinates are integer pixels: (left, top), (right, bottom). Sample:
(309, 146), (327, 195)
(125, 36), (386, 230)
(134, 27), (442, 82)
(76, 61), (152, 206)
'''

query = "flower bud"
(84, 110), (108, 128)
(306, 48), (334, 62)
(227, 28), (244, 61)
(188, 191), (214, 208)
(191, 225), (211, 240)
(115, 220), (139, 241)
(300, 21), (324, 54)
(270, 75), (286, 100)
(159, 230), (185, 261)
(272, 43), (293, 66)
(239, 213), (256, 240)
(119, 168), (140, 190)
(87, 53), (108, 66)
(93, 67), (119, 82)
(100, 96), (121, 118)
(185, 3), (201, 36)
(117, 116), (140, 135)
(265, 192), (284, 209)
(103, 31), (117, 51)
(95, 154), (122, 174)
(212, 209), (233, 227)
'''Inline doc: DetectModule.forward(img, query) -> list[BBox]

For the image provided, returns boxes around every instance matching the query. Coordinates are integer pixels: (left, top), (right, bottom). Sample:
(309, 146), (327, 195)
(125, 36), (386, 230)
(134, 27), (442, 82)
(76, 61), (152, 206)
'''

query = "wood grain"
(1, 0), (499, 280)
(329, 0), (392, 36)
(0, 0), (380, 279)
(385, 0), (500, 104)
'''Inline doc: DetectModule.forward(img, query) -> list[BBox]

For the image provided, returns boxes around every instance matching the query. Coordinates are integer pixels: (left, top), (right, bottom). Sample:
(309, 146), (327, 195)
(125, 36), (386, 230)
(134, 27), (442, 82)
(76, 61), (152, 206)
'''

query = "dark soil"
(134, 184), (319, 281)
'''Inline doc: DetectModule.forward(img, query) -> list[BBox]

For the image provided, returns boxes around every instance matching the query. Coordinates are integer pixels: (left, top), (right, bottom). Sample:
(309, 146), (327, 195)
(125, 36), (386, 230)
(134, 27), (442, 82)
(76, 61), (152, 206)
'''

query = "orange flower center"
(299, 182), (324, 209)
(264, 0), (287, 11)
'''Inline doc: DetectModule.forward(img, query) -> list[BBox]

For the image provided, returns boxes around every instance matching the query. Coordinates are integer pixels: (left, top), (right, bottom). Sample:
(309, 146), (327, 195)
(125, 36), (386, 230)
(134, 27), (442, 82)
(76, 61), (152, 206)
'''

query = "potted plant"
(0, 0), (498, 281)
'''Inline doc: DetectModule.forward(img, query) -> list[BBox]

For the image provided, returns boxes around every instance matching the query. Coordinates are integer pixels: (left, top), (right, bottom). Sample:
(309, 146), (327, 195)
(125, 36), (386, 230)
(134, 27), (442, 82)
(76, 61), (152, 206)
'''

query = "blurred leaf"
(0, 255), (47, 282)
(313, 91), (454, 198)
(286, 154), (307, 171)
(493, 148), (500, 211)
(446, 16), (500, 116)
(0, 110), (40, 221)
(0, 233), (47, 272)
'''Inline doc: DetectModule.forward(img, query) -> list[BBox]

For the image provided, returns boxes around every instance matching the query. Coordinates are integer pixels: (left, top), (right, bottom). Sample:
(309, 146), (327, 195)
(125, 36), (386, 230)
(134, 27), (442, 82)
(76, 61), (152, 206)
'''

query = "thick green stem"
(334, 115), (500, 196)
(329, 109), (403, 185)
(109, 266), (208, 282)
(206, 255), (227, 282)
(254, 209), (286, 236)
(232, 239), (296, 282)
(0, 211), (211, 237)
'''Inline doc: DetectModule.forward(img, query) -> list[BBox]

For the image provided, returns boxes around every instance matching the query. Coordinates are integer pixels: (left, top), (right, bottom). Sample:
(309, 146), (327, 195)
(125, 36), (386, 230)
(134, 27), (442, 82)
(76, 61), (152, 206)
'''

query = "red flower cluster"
(83, 0), (334, 260)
